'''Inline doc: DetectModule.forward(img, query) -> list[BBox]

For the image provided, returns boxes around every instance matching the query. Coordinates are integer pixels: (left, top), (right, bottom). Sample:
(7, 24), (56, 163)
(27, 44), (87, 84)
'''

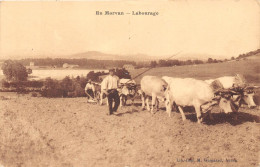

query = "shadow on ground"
(115, 109), (140, 117)
(184, 111), (260, 126)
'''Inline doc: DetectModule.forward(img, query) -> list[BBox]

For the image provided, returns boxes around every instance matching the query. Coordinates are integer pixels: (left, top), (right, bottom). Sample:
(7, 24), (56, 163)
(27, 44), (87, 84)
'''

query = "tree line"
(236, 48), (260, 59)
(148, 58), (224, 68)
(0, 60), (132, 98)
(17, 58), (136, 69)
(151, 59), (204, 67)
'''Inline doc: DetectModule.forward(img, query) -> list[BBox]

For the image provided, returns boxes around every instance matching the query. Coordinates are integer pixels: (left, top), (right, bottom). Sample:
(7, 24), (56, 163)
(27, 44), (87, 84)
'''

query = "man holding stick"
(102, 69), (120, 115)
(85, 79), (96, 102)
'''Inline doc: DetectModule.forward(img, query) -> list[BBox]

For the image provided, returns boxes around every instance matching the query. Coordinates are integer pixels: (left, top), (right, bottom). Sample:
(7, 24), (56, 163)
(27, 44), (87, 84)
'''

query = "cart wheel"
(96, 91), (101, 104)
(121, 95), (127, 106)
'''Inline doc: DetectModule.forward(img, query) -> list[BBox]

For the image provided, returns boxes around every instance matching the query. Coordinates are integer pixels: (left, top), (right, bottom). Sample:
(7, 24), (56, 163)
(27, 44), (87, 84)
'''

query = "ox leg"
(99, 92), (103, 105)
(151, 94), (157, 114)
(178, 106), (186, 121)
(141, 94), (145, 110)
(207, 105), (214, 120)
(156, 98), (159, 111)
(165, 99), (173, 117)
(208, 110), (214, 120)
(124, 96), (127, 106)
(195, 106), (202, 124)
(201, 104), (214, 120)
(232, 112), (238, 120)
(131, 95), (135, 106)
(120, 96), (122, 108)
(146, 97), (151, 111)
(209, 111), (214, 120)
(99, 98), (103, 105)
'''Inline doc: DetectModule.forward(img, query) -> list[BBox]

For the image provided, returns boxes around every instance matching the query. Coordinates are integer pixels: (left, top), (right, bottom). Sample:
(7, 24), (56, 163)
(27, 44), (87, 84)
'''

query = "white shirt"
(102, 75), (119, 90)
(85, 83), (95, 91)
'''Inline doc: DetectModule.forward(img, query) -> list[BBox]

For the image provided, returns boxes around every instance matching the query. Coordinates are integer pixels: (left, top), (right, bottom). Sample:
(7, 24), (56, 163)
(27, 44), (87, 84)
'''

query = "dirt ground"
(0, 92), (259, 167)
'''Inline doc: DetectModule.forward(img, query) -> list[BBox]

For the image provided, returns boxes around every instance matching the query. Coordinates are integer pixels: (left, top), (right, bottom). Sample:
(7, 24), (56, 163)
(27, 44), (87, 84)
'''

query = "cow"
(205, 74), (246, 89)
(118, 85), (137, 107)
(118, 79), (137, 107)
(205, 75), (257, 109)
(163, 76), (235, 124)
(140, 76), (168, 114)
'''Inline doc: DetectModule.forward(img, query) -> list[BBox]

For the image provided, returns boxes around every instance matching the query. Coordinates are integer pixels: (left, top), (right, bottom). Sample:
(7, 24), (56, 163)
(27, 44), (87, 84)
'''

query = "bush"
(1, 60), (28, 81)
(87, 71), (108, 82)
(1, 80), (43, 89)
(40, 76), (86, 98)
(60, 76), (74, 97)
(25, 80), (43, 88)
(71, 77), (85, 97)
(40, 78), (64, 97)
(79, 77), (88, 89)
(1, 79), (10, 88)
(115, 68), (131, 79)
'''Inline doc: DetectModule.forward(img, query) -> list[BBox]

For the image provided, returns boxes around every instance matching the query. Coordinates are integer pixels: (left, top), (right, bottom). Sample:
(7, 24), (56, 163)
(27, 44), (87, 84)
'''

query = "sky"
(0, 0), (259, 60)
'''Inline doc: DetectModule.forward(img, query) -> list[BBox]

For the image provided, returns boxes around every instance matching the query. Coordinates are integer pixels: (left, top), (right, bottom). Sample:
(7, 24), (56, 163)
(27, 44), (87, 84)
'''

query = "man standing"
(102, 69), (120, 115)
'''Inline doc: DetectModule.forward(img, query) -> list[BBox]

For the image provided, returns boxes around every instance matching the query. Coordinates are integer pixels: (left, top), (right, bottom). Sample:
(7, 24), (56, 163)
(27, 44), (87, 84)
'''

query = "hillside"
(129, 56), (260, 85)
(245, 52), (260, 60)
(70, 51), (152, 61)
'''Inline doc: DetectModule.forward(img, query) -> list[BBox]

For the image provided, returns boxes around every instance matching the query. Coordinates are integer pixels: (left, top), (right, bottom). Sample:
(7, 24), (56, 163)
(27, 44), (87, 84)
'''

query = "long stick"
(127, 51), (182, 83)
(85, 90), (94, 99)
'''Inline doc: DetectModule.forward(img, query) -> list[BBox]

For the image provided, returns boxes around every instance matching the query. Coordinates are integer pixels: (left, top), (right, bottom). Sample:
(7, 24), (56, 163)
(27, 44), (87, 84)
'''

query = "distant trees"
(207, 58), (214, 63)
(193, 59), (204, 64)
(207, 58), (222, 63)
(1, 60), (29, 81)
(154, 59), (204, 67)
(237, 49), (260, 59)
(17, 58), (136, 69)
(150, 61), (157, 68)
(158, 60), (169, 67)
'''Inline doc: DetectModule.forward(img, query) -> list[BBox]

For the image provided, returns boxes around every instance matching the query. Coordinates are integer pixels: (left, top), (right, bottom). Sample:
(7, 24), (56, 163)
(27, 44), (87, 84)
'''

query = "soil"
(0, 92), (259, 167)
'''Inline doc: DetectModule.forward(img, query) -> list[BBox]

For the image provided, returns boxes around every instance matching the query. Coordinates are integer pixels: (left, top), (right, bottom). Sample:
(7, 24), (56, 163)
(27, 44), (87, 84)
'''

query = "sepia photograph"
(0, 0), (259, 166)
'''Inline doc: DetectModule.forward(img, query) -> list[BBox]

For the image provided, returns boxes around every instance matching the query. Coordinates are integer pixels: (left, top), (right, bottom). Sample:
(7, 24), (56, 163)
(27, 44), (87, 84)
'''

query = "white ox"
(163, 76), (234, 124)
(140, 76), (168, 114)
(205, 75), (257, 109)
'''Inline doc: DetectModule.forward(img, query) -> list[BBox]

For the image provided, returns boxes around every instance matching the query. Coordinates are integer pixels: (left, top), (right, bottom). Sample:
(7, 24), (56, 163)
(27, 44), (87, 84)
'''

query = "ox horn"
(227, 88), (241, 95)
(244, 85), (260, 90)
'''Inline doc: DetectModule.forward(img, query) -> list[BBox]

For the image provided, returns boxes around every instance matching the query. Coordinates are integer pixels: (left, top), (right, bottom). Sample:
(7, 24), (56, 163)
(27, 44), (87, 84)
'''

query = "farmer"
(102, 69), (120, 115)
(85, 79), (96, 101)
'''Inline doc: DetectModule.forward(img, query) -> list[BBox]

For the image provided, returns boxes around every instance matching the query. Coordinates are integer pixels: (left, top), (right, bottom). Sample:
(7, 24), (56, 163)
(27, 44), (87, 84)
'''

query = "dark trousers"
(86, 89), (94, 99)
(107, 89), (120, 114)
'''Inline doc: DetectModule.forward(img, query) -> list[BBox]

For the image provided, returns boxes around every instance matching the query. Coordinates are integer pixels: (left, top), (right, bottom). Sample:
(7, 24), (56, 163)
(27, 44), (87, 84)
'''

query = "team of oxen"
(97, 75), (258, 123)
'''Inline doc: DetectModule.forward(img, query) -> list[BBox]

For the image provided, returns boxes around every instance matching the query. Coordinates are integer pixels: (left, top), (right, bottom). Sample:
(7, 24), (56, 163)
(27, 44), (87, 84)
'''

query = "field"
(0, 58), (259, 167)
(130, 58), (260, 85)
